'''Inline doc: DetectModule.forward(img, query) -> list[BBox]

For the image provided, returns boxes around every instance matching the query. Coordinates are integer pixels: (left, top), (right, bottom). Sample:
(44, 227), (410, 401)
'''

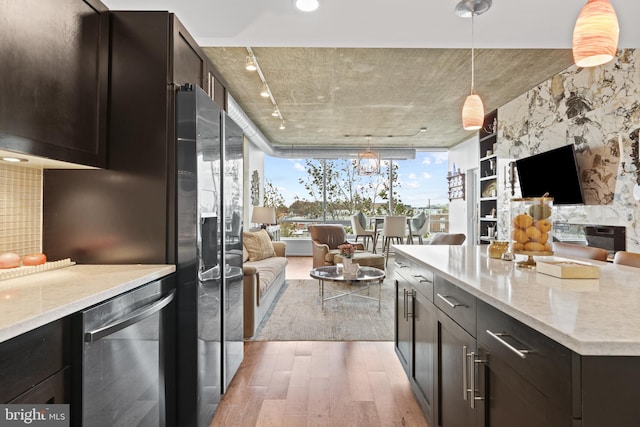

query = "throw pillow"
(356, 211), (367, 229)
(242, 245), (249, 262)
(243, 229), (275, 262)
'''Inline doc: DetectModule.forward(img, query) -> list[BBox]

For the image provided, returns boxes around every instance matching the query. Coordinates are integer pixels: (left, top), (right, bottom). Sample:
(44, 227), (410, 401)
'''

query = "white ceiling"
(102, 0), (638, 49)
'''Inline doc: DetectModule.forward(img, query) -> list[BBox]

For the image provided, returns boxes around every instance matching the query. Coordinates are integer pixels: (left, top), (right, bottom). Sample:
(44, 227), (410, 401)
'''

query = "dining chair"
(381, 216), (407, 266)
(552, 242), (608, 262)
(410, 217), (430, 244)
(613, 251), (640, 268)
(350, 214), (377, 252)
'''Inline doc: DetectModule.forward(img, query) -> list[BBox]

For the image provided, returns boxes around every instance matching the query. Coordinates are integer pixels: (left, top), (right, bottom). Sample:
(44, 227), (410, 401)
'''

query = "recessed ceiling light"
(2, 157), (28, 163)
(295, 0), (319, 12)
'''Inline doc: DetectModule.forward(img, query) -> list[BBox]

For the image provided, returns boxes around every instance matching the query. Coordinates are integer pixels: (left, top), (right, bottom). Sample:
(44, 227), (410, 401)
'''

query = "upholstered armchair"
(308, 224), (364, 268)
(429, 233), (466, 245)
(552, 241), (608, 261)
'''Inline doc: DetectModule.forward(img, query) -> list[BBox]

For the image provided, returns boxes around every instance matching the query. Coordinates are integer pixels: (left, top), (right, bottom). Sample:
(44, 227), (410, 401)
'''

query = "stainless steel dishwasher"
(73, 275), (175, 427)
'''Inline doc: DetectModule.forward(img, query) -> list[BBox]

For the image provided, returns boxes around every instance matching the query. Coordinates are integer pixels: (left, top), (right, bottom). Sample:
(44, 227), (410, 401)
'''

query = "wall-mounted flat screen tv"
(515, 144), (585, 205)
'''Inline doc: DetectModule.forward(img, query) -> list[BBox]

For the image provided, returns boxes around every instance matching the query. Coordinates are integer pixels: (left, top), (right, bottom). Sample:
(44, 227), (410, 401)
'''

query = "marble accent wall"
(496, 49), (640, 252)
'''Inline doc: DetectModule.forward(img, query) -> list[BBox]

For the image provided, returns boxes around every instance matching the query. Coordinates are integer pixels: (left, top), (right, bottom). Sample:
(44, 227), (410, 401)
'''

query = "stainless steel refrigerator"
(176, 85), (244, 424)
(43, 84), (243, 427)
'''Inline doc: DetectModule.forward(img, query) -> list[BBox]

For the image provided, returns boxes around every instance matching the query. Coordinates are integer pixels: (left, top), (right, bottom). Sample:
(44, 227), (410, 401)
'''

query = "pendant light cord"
(470, 12), (475, 95)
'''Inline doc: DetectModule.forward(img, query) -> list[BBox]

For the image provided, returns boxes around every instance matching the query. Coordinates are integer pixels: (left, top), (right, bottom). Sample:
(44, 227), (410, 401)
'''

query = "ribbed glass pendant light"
(456, 0), (491, 131)
(572, 0), (619, 68)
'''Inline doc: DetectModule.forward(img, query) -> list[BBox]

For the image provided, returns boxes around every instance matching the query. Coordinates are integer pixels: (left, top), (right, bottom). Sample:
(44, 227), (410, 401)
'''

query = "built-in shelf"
(478, 110), (498, 244)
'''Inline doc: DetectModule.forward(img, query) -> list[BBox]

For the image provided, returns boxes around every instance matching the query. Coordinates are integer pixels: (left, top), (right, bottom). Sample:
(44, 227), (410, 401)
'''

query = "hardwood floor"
(210, 341), (429, 427)
(285, 256), (314, 280)
(210, 256), (427, 426)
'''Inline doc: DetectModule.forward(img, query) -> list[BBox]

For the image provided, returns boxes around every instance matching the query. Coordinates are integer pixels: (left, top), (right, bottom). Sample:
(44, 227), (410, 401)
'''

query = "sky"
(264, 151), (450, 208)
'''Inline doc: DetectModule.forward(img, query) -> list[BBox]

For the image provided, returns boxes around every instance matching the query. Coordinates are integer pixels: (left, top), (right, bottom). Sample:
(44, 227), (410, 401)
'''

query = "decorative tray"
(536, 259), (600, 279)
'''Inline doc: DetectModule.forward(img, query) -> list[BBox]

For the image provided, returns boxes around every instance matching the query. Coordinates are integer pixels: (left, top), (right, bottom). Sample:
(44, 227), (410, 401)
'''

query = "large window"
(264, 152), (449, 238)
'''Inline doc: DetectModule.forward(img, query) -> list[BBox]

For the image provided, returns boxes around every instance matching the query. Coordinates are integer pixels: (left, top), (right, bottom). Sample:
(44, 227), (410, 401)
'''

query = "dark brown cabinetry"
(47, 11), (227, 266)
(476, 300), (573, 427)
(395, 266), (578, 427)
(0, 0), (108, 167)
(436, 310), (478, 427)
(0, 319), (70, 404)
(395, 251), (640, 427)
(434, 276), (480, 427)
(394, 255), (436, 423)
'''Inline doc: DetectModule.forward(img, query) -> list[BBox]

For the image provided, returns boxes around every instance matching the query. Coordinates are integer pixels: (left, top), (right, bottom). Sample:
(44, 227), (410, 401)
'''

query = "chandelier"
(357, 136), (380, 176)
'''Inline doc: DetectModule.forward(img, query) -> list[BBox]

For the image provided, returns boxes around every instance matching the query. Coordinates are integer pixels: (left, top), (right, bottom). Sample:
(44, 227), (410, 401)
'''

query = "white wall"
(447, 135), (479, 240)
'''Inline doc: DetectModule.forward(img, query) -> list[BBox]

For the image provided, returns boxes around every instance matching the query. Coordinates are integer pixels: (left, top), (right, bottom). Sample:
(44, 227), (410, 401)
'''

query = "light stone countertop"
(0, 264), (176, 344)
(394, 245), (640, 356)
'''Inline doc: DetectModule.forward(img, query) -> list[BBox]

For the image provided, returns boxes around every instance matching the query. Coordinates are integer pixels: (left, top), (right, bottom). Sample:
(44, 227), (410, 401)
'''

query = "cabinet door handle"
(437, 293), (465, 309)
(469, 351), (486, 408)
(413, 274), (432, 283)
(407, 289), (416, 318)
(462, 345), (469, 401)
(403, 289), (408, 320)
(486, 329), (531, 359)
(394, 262), (409, 268)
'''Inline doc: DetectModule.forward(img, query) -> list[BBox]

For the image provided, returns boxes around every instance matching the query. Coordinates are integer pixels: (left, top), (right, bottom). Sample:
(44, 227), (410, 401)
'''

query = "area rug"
(250, 278), (394, 341)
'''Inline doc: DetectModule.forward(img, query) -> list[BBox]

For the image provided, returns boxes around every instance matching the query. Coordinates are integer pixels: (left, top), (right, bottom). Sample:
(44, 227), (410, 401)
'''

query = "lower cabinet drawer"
(434, 276), (476, 336)
(9, 367), (69, 404)
(394, 255), (433, 301)
(477, 300), (572, 409)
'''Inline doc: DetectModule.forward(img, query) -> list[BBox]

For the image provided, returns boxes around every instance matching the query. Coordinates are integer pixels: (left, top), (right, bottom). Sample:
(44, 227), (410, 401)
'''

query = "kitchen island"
(394, 244), (640, 427)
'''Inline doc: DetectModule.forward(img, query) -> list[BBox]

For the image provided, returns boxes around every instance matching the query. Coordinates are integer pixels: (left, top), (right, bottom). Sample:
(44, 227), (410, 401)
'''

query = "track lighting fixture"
(245, 55), (257, 71)
(245, 46), (286, 128)
(279, 120), (286, 130)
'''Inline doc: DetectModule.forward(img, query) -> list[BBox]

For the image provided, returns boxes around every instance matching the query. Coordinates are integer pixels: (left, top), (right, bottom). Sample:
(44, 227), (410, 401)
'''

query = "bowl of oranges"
(510, 196), (553, 268)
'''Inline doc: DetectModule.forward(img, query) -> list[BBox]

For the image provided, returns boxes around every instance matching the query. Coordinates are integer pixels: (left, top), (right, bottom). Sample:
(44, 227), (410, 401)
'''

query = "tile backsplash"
(0, 163), (42, 255)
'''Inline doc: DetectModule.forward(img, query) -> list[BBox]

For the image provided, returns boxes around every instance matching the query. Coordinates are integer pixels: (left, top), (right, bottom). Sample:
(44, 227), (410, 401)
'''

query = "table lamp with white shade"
(251, 206), (276, 229)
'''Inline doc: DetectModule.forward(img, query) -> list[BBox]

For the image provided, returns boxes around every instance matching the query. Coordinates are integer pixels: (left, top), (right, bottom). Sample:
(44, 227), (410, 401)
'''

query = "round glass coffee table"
(309, 265), (385, 311)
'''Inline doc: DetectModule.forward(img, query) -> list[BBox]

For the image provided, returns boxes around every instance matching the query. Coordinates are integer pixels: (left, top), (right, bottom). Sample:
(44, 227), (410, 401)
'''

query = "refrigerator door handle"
(84, 290), (175, 342)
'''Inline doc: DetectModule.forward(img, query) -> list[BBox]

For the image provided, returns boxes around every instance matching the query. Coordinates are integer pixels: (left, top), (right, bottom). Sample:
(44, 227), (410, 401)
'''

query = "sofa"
(242, 229), (288, 338)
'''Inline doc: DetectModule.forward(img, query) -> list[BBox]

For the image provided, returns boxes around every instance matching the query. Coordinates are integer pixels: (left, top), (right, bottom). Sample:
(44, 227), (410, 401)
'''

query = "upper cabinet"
(0, 0), (109, 168)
